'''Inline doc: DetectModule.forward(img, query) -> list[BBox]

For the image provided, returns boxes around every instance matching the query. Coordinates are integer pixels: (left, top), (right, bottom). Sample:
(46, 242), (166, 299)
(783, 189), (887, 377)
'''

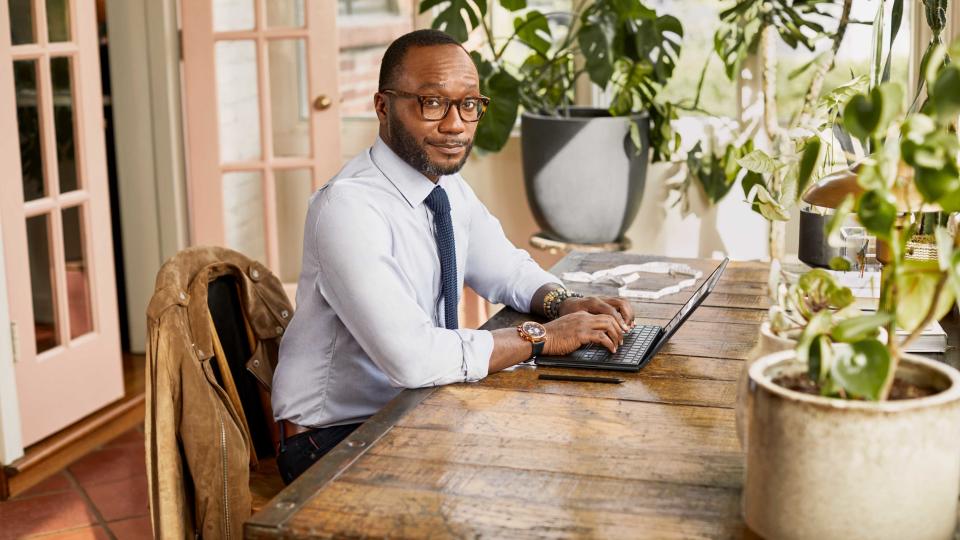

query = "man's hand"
(558, 296), (635, 332)
(542, 311), (626, 355)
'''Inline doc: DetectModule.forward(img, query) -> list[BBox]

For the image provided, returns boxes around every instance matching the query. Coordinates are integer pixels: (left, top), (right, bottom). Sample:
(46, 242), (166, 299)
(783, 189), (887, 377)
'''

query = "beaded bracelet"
(542, 288), (583, 320)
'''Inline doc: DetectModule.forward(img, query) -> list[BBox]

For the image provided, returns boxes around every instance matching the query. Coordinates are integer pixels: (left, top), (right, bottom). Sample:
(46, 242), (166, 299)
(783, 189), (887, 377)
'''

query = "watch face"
(522, 321), (546, 340)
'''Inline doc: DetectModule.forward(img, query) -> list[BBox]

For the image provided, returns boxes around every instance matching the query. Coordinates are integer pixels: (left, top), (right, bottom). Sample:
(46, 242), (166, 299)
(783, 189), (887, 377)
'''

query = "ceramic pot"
(743, 350), (960, 540)
(520, 108), (649, 244)
(735, 322), (796, 449)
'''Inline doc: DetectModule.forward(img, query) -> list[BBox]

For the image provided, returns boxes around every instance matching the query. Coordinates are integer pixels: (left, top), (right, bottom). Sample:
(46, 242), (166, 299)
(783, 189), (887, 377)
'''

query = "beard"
(387, 109), (473, 177)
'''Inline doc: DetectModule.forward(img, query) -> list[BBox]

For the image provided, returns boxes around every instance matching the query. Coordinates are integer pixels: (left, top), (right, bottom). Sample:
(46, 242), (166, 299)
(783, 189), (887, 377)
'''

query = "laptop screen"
(650, 258), (729, 355)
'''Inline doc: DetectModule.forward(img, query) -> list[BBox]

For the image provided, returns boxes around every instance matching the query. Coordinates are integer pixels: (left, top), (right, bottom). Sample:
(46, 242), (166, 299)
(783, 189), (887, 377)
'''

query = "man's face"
(375, 44), (481, 180)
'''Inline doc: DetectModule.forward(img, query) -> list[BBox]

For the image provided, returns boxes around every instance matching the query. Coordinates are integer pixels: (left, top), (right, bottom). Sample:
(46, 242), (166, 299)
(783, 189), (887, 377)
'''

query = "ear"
(374, 92), (388, 123)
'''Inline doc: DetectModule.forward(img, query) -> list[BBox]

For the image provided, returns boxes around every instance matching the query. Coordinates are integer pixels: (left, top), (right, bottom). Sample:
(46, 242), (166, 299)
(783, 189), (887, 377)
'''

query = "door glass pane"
(26, 215), (59, 353)
(51, 57), (79, 193)
(266, 0), (304, 28)
(62, 206), (93, 339)
(268, 39), (309, 157)
(216, 40), (262, 162)
(8, 0), (34, 44)
(275, 169), (312, 282)
(223, 171), (267, 263)
(213, 0), (254, 32)
(46, 0), (70, 42)
(14, 60), (45, 201)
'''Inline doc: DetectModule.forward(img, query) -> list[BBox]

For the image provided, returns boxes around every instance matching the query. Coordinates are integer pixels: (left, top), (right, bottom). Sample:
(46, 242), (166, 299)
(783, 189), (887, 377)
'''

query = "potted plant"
(420, 0), (682, 243)
(741, 36), (960, 539)
(736, 265), (876, 446)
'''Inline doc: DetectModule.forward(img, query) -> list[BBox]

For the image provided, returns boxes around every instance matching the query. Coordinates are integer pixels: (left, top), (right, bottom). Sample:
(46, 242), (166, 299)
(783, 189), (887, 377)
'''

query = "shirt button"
(280, 309), (289, 319)
(251, 269), (260, 280)
(275, 326), (284, 335)
(178, 291), (187, 301)
(253, 359), (260, 368)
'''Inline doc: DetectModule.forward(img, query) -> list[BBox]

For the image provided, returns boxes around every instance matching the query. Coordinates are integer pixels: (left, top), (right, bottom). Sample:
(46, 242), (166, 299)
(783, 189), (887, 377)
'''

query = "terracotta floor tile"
(107, 516), (153, 540)
(83, 476), (148, 522)
(0, 491), (97, 540)
(25, 526), (111, 540)
(104, 428), (144, 448)
(14, 472), (74, 499)
(67, 445), (146, 488)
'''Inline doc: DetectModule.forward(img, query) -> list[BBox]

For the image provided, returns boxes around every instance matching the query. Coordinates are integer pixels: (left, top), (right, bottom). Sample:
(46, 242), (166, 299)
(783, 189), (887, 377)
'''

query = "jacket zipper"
(215, 405), (231, 540)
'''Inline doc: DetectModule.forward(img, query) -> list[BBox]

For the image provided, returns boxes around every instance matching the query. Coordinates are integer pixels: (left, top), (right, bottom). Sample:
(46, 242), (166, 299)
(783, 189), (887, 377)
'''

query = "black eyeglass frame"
(380, 89), (490, 122)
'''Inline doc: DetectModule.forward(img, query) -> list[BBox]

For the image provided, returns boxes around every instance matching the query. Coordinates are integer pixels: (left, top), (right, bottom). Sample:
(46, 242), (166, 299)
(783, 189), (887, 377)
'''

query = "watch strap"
(531, 340), (545, 360)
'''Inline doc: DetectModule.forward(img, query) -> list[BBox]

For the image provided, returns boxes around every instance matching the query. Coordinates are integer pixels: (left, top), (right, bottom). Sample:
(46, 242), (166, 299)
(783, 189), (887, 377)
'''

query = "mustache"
(426, 138), (471, 147)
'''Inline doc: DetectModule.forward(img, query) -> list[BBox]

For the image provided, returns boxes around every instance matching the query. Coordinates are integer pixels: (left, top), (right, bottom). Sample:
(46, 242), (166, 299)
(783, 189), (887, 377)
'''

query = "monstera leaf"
(420, 0), (487, 43)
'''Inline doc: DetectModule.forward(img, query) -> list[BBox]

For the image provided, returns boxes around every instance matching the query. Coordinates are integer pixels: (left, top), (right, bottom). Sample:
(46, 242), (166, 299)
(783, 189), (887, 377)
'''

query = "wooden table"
(243, 253), (800, 538)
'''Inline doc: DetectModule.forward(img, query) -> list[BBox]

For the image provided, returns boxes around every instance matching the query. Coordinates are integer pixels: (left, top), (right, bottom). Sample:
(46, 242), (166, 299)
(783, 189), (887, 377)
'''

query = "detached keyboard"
(572, 324), (661, 365)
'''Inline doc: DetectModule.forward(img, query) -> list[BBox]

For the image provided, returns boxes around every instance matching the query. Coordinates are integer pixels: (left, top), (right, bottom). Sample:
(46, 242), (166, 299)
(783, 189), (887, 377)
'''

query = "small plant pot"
(743, 350), (960, 540)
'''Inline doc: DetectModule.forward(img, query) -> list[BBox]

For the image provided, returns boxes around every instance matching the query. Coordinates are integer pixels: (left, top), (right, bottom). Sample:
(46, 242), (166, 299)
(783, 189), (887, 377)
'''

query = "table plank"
(274, 481), (748, 540)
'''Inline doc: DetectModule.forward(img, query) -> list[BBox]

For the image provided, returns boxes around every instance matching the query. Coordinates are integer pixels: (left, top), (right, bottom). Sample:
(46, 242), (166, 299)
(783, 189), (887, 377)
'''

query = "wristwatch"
(517, 321), (547, 360)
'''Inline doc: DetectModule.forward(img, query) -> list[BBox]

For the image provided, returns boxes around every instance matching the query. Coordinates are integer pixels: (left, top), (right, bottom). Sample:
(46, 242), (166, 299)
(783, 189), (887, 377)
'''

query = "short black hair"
(378, 29), (467, 91)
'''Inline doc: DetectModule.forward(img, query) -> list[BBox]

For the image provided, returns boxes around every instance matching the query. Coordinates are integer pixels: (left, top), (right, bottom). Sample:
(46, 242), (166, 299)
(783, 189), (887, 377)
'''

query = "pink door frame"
(181, 0), (342, 295)
(0, 0), (123, 446)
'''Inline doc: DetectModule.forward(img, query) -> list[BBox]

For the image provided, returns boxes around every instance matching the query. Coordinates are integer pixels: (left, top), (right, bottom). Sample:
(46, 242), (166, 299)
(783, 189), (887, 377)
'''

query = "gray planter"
(520, 108), (650, 244)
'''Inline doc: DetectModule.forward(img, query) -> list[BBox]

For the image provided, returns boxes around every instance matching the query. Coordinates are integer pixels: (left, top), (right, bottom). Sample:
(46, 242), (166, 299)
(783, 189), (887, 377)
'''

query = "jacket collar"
(370, 136), (453, 209)
(147, 247), (292, 361)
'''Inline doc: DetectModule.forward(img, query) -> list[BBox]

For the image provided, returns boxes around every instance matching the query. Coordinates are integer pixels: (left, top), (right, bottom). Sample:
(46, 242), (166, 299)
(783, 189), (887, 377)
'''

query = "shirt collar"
(371, 136), (450, 208)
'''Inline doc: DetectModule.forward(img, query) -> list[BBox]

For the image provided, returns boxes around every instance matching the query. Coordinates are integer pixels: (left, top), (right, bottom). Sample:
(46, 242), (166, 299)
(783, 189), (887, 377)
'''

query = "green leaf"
(843, 94), (881, 142)
(914, 164), (960, 204)
(856, 190), (897, 242)
(936, 226), (955, 270)
(423, 0), (484, 43)
(895, 259), (957, 332)
(578, 21), (614, 87)
(931, 65), (960, 120)
(796, 311), (833, 380)
(500, 0), (526, 10)
(825, 195), (854, 248)
(831, 313), (892, 343)
(829, 257), (852, 271)
(807, 335), (830, 384)
(796, 137), (823, 200)
(473, 70), (519, 152)
(842, 83), (903, 142)
(738, 150), (781, 174)
(513, 11), (552, 57)
(831, 340), (891, 401)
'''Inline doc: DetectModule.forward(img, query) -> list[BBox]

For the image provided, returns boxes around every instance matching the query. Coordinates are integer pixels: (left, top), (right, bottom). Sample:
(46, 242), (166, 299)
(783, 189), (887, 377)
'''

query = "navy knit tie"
(424, 186), (458, 329)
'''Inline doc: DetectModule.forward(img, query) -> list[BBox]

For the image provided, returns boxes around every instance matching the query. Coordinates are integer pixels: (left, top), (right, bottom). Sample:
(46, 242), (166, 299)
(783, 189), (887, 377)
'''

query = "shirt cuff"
(453, 328), (493, 382)
(509, 269), (563, 314)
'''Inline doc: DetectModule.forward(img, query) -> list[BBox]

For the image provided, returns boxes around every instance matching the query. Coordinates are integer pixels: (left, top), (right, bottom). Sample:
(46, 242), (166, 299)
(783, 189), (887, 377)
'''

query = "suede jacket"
(145, 247), (292, 539)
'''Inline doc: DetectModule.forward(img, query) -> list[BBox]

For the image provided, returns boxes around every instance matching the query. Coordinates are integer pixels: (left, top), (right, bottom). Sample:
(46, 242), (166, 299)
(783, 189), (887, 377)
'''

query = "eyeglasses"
(381, 89), (490, 122)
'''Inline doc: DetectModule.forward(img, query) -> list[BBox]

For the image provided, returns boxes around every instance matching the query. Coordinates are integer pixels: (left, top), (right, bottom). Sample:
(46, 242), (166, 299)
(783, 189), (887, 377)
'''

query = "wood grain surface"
(246, 254), (769, 539)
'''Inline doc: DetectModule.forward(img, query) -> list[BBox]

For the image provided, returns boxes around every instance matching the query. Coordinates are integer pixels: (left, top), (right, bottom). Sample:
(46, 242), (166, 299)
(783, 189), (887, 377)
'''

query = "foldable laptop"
(535, 258), (730, 372)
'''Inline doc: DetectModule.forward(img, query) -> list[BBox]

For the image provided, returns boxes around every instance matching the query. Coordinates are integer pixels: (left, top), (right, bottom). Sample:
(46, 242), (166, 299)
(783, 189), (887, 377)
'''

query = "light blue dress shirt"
(272, 137), (561, 428)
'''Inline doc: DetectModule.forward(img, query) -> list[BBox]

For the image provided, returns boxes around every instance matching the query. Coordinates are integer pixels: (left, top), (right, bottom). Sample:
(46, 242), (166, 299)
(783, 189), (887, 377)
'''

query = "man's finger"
(593, 299), (628, 330)
(593, 330), (617, 353)
(608, 298), (635, 327)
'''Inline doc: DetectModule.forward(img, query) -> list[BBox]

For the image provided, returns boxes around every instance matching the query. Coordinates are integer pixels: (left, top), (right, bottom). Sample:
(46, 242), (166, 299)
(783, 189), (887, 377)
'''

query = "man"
(272, 29), (634, 484)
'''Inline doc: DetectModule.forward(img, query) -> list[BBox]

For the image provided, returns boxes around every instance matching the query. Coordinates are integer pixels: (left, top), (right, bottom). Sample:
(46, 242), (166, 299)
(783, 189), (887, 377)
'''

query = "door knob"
(313, 95), (332, 111)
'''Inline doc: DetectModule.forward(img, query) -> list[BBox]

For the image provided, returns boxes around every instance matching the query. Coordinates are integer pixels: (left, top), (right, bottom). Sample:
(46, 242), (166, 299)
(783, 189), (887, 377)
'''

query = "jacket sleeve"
(313, 193), (493, 388)
(145, 317), (190, 539)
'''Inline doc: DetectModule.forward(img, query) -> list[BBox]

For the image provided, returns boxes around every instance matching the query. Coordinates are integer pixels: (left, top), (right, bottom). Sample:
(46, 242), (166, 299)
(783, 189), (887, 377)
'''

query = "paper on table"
(562, 262), (704, 299)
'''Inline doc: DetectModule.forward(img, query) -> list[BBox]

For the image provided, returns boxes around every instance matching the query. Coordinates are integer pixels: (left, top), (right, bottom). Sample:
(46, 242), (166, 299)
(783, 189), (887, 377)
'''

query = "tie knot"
(424, 185), (450, 215)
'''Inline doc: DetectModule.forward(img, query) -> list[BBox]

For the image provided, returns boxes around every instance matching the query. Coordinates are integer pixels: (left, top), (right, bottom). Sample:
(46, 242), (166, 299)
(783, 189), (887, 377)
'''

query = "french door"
(181, 0), (342, 298)
(0, 0), (123, 445)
